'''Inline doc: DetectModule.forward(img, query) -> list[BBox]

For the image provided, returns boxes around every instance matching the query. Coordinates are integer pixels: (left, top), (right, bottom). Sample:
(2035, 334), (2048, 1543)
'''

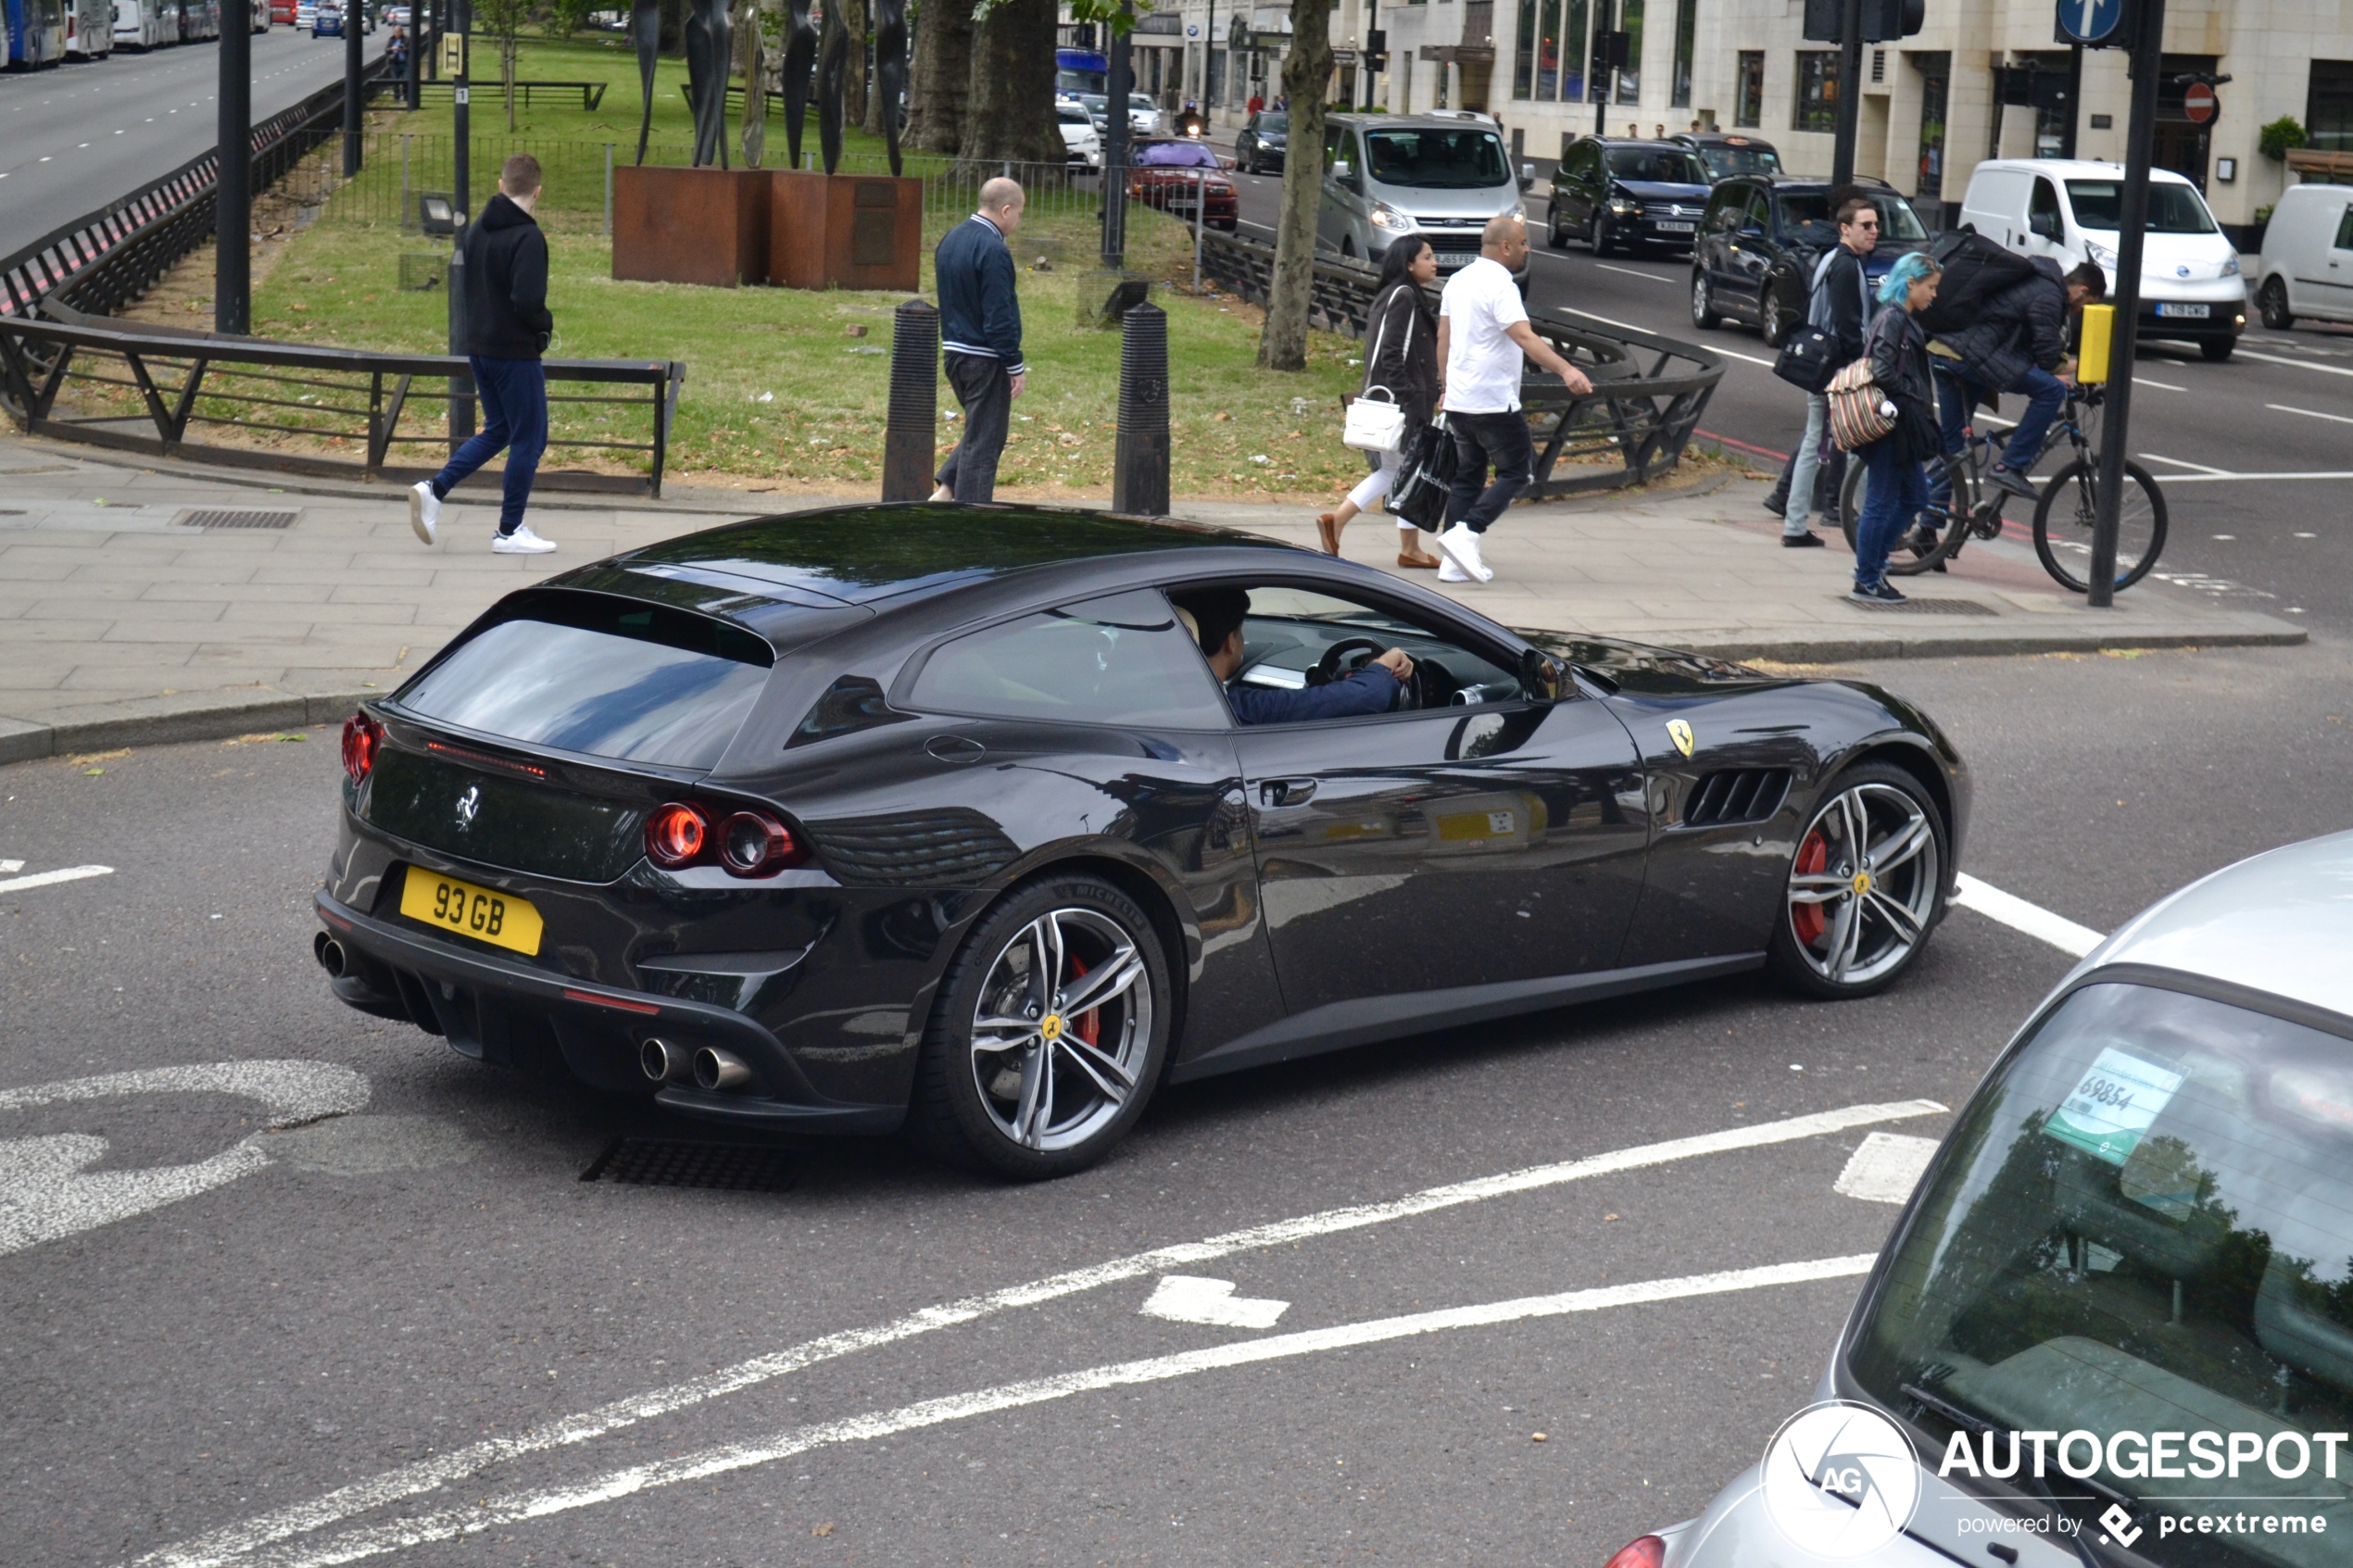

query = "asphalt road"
(1227, 170), (2353, 634)
(0, 28), (384, 257)
(7, 638), (2353, 1567)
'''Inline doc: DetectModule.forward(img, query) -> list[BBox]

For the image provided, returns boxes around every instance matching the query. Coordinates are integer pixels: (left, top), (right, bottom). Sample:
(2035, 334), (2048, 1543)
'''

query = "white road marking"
(2142, 470), (2353, 483)
(1595, 262), (1675, 283)
(0, 859), (21, 872)
(1832, 1132), (1940, 1205)
(2234, 346), (2353, 379)
(2139, 452), (2231, 475)
(0, 863), (113, 893)
(2265, 402), (2353, 426)
(1140, 1274), (1290, 1330)
(129, 1098), (1943, 1568)
(0, 1062), (371, 1257)
(1538, 290), (1780, 369)
(2132, 376), (2186, 392)
(1951, 872), (2104, 958)
(246, 1256), (1883, 1568)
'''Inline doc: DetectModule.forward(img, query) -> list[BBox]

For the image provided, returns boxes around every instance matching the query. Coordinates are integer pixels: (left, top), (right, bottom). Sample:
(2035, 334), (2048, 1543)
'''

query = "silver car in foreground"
(1612, 833), (2353, 1568)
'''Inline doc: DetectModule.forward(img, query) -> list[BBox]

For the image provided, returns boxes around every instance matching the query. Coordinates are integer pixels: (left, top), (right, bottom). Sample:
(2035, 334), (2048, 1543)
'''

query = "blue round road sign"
(2057, 0), (2125, 45)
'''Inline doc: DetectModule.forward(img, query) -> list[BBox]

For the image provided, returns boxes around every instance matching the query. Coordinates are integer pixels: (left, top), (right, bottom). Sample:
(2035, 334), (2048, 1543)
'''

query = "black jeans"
(1443, 410), (1534, 533)
(936, 352), (1012, 505)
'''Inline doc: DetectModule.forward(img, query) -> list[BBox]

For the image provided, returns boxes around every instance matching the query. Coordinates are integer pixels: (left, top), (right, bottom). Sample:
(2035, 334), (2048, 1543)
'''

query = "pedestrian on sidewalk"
(409, 154), (559, 555)
(1849, 252), (1943, 605)
(1934, 257), (2105, 500)
(1775, 194), (1877, 548)
(1248, 92), (1265, 116)
(929, 177), (1026, 506)
(1431, 215), (1592, 585)
(1316, 236), (1443, 568)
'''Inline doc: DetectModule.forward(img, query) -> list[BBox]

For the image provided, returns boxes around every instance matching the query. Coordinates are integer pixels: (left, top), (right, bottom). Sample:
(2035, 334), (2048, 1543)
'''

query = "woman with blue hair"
(1848, 250), (1943, 603)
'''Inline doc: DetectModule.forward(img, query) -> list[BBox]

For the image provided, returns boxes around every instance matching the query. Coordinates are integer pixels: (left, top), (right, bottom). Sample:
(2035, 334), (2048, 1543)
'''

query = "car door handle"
(1258, 778), (1317, 807)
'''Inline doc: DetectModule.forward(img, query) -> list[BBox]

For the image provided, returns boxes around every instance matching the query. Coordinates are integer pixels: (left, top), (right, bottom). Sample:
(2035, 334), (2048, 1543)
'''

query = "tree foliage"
(2259, 116), (2308, 162)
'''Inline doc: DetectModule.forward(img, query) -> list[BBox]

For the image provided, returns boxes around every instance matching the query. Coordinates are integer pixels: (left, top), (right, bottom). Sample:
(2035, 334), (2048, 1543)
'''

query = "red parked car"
(1126, 139), (1239, 231)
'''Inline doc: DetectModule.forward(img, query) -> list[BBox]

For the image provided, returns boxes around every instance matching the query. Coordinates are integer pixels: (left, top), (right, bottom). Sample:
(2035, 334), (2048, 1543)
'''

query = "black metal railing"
(0, 314), (685, 497)
(1199, 229), (1726, 498)
(0, 56), (398, 320)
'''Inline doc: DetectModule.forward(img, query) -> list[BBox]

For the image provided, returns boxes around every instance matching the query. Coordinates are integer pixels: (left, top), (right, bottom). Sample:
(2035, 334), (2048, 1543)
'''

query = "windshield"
(1255, 112), (1289, 132)
(1361, 128), (1512, 190)
(1696, 143), (1781, 178)
(1776, 190), (1931, 244)
(1606, 146), (1708, 184)
(2067, 179), (2220, 234)
(1846, 981), (2353, 1564)
(1134, 141), (1218, 168)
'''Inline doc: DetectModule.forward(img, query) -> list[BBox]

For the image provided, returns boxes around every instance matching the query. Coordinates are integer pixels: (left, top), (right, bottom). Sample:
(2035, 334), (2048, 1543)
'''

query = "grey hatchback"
(1611, 831), (2353, 1568)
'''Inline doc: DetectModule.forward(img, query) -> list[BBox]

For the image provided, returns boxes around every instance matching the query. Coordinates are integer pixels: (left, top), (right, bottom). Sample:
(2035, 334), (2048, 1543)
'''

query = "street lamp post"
(1829, 0), (1862, 186)
(216, 0), (251, 333)
(345, 0), (365, 175)
(448, 0), (475, 446)
(2087, 0), (2165, 608)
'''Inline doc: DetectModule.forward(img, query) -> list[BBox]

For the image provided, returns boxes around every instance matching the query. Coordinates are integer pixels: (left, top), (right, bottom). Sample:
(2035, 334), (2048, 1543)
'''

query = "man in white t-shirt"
(1433, 214), (1591, 583)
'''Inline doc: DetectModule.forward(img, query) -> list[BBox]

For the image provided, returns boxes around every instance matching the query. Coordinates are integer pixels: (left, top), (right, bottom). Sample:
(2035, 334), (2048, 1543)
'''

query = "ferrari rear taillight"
(341, 712), (384, 783)
(718, 810), (799, 878)
(644, 802), (711, 869)
(1601, 1537), (1666, 1568)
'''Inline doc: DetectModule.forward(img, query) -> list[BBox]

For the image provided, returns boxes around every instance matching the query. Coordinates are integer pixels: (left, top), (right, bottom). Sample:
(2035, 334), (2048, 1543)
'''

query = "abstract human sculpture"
(815, 0), (848, 175)
(684, 0), (734, 168)
(781, 0), (819, 170)
(631, 0), (660, 165)
(873, 0), (906, 176)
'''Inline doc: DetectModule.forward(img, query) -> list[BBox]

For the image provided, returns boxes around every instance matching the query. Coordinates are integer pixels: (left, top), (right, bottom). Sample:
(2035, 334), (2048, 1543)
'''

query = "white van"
(1959, 157), (2246, 361)
(2252, 180), (2353, 331)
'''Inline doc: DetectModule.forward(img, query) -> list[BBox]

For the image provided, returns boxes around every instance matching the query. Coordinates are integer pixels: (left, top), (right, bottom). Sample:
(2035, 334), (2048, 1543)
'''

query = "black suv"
(1235, 110), (1288, 174)
(1545, 137), (1714, 256)
(1687, 176), (1931, 346)
(1669, 132), (1783, 182)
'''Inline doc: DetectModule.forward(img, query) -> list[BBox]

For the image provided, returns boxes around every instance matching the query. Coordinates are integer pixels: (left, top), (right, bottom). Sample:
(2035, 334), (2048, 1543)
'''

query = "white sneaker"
(1437, 560), (1471, 583)
(1437, 522), (1494, 583)
(409, 481), (440, 545)
(490, 523), (558, 554)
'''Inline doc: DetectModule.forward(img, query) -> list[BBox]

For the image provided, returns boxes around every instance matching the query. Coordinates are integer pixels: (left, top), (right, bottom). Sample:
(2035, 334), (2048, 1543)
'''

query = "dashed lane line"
(1951, 872), (2104, 959)
(227, 1256), (1884, 1568)
(2266, 402), (2353, 426)
(0, 863), (112, 893)
(127, 1099), (1943, 1568)
(2233, 346), (2353, 379)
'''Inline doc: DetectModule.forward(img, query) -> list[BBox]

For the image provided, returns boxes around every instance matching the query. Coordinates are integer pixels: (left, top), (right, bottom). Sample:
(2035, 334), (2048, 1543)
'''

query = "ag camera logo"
(1761, 1400), (1924, 1558)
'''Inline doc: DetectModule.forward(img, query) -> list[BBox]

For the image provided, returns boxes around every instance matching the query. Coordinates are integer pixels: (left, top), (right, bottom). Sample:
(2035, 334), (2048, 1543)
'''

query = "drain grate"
(1847, 596), (1998, 616)
(579, 1138), (797, 1192)
(180, 508), (300, 530)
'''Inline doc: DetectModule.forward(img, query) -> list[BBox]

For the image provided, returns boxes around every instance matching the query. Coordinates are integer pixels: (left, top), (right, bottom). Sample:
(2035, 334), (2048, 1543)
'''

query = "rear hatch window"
(393, 592), (774, 771)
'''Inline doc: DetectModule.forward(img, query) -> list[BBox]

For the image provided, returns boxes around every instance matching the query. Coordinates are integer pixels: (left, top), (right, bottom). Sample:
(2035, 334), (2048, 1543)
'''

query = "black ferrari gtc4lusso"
(316, 505), (1969, 1177)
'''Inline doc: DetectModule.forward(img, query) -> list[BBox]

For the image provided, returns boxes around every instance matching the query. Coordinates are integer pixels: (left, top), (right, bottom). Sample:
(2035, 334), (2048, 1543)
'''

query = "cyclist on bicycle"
(1931, 258), (2108, 503)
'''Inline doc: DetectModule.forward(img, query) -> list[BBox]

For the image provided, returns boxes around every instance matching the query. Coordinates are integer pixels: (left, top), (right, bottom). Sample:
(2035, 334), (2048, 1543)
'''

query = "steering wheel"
(1311, 637), (1387, 686)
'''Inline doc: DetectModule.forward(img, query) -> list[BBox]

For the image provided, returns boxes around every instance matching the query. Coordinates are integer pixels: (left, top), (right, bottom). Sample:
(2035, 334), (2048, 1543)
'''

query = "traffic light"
(1862, 0), (1924, 42)
(1802, 0), (1841, 41)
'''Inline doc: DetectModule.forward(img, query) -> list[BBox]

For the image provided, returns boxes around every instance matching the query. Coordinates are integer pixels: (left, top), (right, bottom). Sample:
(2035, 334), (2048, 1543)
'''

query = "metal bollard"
(1113, 301), (1169, 517)
(882, 298), (940, 501)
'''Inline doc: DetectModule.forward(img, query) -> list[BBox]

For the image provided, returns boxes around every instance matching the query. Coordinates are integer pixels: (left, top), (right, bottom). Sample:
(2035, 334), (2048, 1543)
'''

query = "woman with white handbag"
(1316, 237), (1443, 567)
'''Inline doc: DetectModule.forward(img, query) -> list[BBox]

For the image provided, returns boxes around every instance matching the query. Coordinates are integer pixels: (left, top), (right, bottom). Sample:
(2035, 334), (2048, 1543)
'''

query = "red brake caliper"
(1793, 832), (1829, 946)
(1069, 958), (1101, 1046)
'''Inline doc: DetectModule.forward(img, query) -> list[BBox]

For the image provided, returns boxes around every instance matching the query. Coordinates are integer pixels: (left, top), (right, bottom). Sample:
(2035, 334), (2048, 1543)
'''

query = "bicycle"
(1837, 382), (2168, 594)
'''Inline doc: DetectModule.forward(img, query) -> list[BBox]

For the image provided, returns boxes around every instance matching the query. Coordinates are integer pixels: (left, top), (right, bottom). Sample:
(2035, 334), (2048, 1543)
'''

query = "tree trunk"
(836, 0), (866, 128)
(904, 0), (971, 154)
(1259, 2), (1330, 371)
(957, 0), (1060, 165)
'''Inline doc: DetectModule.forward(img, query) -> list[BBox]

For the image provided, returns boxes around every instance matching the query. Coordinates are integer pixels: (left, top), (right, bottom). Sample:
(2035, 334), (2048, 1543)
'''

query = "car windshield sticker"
(2045, 1046), (2185, 1166)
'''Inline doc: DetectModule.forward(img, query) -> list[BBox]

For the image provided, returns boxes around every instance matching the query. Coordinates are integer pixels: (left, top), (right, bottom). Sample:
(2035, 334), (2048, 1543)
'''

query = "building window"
(1537, 0), (1561, 98)
(1514, 0), (1536, 97)
(1793, 49), (1839, 133)
(1616, 0), (1642, 104)
(1669, 0), (1695, 108)
(2310, 61), (2353, 152)
(1563, 0), (1588, 102)
(1734, 49), (1763, 128)
(1913, 52), (1949, 205)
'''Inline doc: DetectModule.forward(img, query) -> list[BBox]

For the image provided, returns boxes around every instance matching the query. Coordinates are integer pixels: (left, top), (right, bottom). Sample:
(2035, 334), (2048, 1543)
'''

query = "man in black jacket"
(929, 177), (1026, 506)
(1935, 258), (2105, 500)
(409, 154), (560, 554)
(1776, 195), (1877, 548)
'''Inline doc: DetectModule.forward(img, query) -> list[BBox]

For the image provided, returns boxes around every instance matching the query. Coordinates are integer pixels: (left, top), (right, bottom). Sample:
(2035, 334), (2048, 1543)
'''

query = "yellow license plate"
(399, 868), (544, 956)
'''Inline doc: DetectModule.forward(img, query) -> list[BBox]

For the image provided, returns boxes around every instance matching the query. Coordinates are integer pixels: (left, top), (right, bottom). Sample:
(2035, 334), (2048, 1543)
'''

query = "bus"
(1056, 45), (1106, 99)
(65, 0), (112, 54)
(114, 0), (170, 45)
(6, 0), (69, 66)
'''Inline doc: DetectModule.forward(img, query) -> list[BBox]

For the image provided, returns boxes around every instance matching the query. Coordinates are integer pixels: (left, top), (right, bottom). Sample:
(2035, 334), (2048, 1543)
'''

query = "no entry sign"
(2183, 82), (2218, 124)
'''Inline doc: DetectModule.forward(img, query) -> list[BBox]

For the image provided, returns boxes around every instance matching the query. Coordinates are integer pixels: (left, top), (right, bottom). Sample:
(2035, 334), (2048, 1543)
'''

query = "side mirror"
(1519, 647), (1567, 704)
(2030, 211), (2061, 242)
(1519, 162), (1537, 191)
(1331, 159), (1356, 187)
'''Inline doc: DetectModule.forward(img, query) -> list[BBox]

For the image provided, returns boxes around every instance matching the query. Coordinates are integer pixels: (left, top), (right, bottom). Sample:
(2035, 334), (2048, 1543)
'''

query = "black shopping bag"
(1387, 418), (1455, 532)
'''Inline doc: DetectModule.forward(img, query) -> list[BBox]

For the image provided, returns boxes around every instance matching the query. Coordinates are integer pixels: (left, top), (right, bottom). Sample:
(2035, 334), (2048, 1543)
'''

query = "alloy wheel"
(1691, 271), (1718, 329)
(968, 908), (1153, 1153)
(1785, 782), (1940, 987)
(1761, 289), (1786, 348)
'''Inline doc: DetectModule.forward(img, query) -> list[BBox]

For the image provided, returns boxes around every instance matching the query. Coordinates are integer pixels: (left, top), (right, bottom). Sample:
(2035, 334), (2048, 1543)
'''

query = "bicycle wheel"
(2030, 457), (2169, 593)
(1837, 453), (1971, 575)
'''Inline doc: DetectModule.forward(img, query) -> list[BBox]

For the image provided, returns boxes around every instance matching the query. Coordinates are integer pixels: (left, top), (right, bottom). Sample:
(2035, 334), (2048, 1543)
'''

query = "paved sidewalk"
(0, 433), (2303, 763)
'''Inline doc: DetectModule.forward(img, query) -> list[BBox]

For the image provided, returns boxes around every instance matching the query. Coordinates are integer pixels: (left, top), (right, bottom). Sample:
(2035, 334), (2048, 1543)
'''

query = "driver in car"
(1173, 588), (1415, 724)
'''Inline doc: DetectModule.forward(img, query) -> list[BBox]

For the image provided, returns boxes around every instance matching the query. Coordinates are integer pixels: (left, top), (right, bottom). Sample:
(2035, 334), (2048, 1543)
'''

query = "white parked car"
(1056, 102), (1102, 169)
(2252, 180), (2353, 332)
(295, 0), (314, 23)
(1126, 93), (1163, 136)
(1609, 830), (2353, 1568)
(1958, 157), (2246, 361)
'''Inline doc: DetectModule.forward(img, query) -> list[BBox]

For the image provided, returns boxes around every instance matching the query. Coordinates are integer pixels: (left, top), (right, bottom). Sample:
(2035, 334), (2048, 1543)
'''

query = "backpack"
(1915, 231), (2039, 337)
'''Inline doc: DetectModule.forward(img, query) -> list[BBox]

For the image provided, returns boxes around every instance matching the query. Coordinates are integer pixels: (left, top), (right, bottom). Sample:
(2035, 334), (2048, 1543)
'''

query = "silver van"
(2252, 181), (2353, 330)
(1317, 113), (1535, 284)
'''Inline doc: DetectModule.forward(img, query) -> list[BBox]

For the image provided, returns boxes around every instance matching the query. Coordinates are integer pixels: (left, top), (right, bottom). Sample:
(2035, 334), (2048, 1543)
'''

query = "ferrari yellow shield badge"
(1667, 720), (1695, 758)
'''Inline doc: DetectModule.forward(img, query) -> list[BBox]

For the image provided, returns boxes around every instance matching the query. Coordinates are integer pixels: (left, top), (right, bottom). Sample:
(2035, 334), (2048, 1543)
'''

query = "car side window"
(2334, 204), (2353, 252)
(1705, 186), (1739, 233)
(1196, 583), (1526, 716)
(904, 589), (1230, 730)
(1744, 187), (1771, 233)
(2030, 176), (2061, 232)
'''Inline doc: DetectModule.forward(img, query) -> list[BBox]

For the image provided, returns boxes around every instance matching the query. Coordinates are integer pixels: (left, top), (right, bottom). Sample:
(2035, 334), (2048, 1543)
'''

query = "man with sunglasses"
(1778, 196), (1880, 548)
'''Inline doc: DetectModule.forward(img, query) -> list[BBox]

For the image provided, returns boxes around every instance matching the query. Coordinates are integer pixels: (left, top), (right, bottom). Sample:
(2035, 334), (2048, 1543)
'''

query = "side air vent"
(1684, 769), (1793, 828)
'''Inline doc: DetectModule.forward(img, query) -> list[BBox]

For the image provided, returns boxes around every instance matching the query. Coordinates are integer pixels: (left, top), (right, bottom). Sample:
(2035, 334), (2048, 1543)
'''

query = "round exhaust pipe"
(692, 1047), (753, 1092)
(639, 1037), (694, 1084)
(313, 931), (347, 979)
